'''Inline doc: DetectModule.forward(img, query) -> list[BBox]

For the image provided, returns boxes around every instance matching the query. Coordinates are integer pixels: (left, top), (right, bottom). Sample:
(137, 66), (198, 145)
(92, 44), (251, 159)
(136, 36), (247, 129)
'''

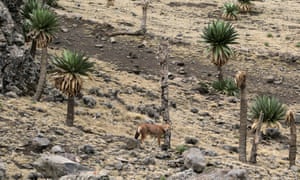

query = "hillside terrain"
(0, 0), (300, 179)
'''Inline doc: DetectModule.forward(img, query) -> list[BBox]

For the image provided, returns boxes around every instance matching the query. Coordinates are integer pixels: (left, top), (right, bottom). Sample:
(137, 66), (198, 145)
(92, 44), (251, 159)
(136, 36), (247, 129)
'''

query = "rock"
(184, 137), (198, 145)
(167, 169), (196, 180)
(11, 173), (22, 180)
(81, 145), (95, 155)
(60, 27), (69, 33)
(5, 91), (18, 98)
(202, 150), (218, 156)
(225, 169), (248, 179)
(265, 75), (275, 83)
(123, 138), (138, 150)
(222, 145), (238, 153)
(190, 108), (199, 114)
(227, 97), (238, 103)
(33, 154), (90, 178)
(32, 137), (51, 152)
(183, 148), (206, 173)
(142, 157), (156, 165)
(51, 145), (65, 154)
(59, 170), (109, 180)
(0, 162), (7, 180)
(0, 1), (39, 96)
(95, 44), (104, 48)
(196, 169), (248, 180)
(82, 95), (97, 108)
(27, 172), (41, 180)
(110, 37), (116, 43)
(262, 128), (281, 139)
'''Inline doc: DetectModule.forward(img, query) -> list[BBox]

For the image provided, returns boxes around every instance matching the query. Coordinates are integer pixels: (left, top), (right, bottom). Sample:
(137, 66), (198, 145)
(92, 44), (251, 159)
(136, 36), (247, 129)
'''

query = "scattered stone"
(11, 173), (22, 180)
(184, 137), (198, 145)
(262, 128), (281, 139)
(123, 138), (138, 150)
(199, 111), (210, 117)
(167, 158), (184, 168)
(167, 169), (196, 180)
(82, 95), (97, 108)
(31, 136), (51, 152)
(110, 37), (116, 43)
(81, 145), (96, 155)
(196, 169), (248, 180)
(27, 172), (41, 180)
(227, 97), (238, 103)
(60, 27), (69, 33)
(33, 154), (90, 178)
(59, 170), (109, 180)
(183, 148), (206, 173)
(265, 75), (275, 83)
(0, 162), (7, 180)
(155, 153), (171, 160)
(190, 108), (199, 114)
(5, 91), (18, 98)
(51, 145), (65, 154)
(95, 44), (104, 48)
(222, 145), (238, 153)
(142, 157), (156, 165)
(202, 150), (218, 157)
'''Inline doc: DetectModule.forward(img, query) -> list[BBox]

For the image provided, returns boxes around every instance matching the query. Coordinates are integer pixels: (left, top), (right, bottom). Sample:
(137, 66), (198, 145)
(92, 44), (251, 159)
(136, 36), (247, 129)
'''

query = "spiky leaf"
(28, 8), (59, 48)
(250, 95), (286, 130)
(201, 20), (238, 67)
(52, 50), (95, 96)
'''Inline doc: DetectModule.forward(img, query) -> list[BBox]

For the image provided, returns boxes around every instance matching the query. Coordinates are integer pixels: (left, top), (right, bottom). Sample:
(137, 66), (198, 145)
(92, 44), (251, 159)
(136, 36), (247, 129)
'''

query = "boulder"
(183, 148), (206, 173)
(33, 154), (91, 179)
(59, 170), (109, 180)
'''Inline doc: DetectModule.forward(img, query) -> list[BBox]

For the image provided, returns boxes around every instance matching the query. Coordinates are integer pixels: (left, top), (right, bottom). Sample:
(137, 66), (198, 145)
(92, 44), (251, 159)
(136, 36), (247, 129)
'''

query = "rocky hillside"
(0, 0), (300, 179)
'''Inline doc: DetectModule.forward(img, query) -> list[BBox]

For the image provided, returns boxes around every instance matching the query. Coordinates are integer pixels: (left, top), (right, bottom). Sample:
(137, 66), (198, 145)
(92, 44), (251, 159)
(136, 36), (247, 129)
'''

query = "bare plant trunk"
(288, 113), (297, 167)
(249, 112), (263, 163)
(66, 95), (75, 126)
(158, 40), (171, 150)
(30, 39), (37, 58)
(140, 0), (149, 34)
(217, 66), (223, 81)
(33, 47), (48, 101)
(238, 73), (247, 162)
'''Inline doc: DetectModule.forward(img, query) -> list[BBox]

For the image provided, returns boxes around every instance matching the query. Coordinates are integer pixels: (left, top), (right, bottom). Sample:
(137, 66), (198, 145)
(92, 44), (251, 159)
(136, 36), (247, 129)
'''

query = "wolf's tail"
(134, 126), (141, 139)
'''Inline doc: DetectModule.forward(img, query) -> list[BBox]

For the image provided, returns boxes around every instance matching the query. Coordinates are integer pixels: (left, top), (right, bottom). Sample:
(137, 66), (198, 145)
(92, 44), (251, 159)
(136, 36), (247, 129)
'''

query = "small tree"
(202, 20), (238, 81)
(285, 110), (297, 167)
(20, 0), (43, 58)
(157, 39), (171, 150)
(52, 50), (94, 126)
(31, 8), (59, 101)
(235, 71), (247, 162)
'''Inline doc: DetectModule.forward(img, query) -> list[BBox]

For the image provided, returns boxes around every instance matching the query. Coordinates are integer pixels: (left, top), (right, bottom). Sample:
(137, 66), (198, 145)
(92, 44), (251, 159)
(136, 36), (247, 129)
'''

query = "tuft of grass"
(176, 145), (188, 154)
(295, 42), (300, 48)
(160, 176), (166, 180)
(267, 33), (273, 38)
(212, 78), (239, 96)
(264, 42), (269, 47)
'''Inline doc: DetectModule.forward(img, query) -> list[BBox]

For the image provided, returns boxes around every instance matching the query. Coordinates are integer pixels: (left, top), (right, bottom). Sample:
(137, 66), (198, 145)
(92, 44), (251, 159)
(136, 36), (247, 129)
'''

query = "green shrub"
(212, 78), (239, 96)
(296, 42), (300, 48)
(44, 0), (58, 7)
(176, 145), (188, 154)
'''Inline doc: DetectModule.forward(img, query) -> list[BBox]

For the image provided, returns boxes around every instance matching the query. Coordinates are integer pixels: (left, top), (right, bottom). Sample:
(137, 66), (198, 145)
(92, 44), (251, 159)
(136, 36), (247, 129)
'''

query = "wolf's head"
(161, 124), (170, 132)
